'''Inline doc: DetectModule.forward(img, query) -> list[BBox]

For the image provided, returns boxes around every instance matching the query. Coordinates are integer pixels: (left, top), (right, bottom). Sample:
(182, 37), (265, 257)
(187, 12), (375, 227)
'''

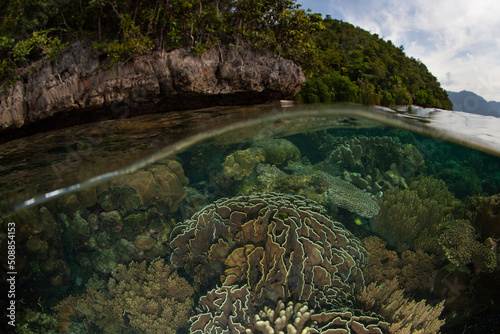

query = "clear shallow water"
(1, 103), (500, 333)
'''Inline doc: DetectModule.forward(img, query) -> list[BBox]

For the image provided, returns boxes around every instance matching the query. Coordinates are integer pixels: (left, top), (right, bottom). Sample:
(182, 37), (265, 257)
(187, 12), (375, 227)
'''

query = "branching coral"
(191, 285), (390, 334)
(170, 192), (367, 309)
(357, 279), (445, 334)
(76, 258), (194, 333)
(372, 176), (460, 252)
(475, 193), (500, 239)
(439, 219), (497, 272)
(362, 236), (439, 295)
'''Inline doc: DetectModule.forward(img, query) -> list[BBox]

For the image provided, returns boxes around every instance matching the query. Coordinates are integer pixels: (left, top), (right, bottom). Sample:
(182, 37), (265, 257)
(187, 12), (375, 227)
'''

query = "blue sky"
(298, 0), (500, 102)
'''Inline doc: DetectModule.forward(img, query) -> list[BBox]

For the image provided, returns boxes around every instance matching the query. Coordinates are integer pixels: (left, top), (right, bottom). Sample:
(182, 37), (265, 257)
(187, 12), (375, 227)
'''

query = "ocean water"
(1, 103), (500, 333)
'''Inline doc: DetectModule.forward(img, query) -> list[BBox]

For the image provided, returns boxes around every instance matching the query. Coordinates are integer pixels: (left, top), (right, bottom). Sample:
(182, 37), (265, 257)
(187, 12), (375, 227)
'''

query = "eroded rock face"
(0, 41), (305, 133)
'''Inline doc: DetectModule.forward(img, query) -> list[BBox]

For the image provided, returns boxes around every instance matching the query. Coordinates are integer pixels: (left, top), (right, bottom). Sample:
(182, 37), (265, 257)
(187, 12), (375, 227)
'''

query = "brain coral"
(170, 192), (367, 309)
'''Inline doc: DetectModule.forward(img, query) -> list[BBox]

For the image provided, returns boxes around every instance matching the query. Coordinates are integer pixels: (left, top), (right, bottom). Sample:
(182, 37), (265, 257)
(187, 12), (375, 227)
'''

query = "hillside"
(0, 1), (451, 111)
(295, 18), (453, 109)
(447, 90), (500, 117)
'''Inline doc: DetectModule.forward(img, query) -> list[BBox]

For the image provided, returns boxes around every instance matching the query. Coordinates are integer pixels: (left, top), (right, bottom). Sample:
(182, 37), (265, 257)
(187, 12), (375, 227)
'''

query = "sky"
(298, 0), (500, 102)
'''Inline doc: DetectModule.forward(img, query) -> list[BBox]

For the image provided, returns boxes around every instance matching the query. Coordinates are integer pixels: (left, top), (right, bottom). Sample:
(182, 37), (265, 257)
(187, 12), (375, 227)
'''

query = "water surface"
(2, 103), (500, 333)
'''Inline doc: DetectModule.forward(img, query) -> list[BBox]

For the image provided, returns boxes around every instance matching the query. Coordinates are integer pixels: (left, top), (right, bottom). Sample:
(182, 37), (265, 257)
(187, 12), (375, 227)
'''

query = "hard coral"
(191, 285), (390, 334)
(170, 192), (367, 308)
(318, 171), (380, 218)
(76, 258), (194, 333)
(222, 147), (265, 180)
(440, 219), (497, 272)
(357, 279), (445, 334)
(372, 176), (460, 252)
(362, 236), (439, 295)
(475, 193), (500, 239)
(326, 136), (424, 192)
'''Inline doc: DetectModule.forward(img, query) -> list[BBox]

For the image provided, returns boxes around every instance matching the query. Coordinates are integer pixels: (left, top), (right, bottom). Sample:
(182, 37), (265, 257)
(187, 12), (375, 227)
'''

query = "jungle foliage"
(296, 17), (452, 109)
(0, 0), (322, 79)
(0, 1), (452, 109)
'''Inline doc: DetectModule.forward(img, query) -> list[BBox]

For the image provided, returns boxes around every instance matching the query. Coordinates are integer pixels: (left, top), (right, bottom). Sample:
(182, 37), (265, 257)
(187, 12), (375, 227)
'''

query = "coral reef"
(357, 279), (445, 334)
(475, 193), (500, 239)
(325, 136), (424, 193)
(222, 147), (265, 180)
(191, 285), (390, 334)
(362, 236), (439, 295)
(1, 205), (71, 288)
(17, 308), (59, 334)
(255, 162), (380, 218)
(317, 171), (380, 218)
(96, 159), (189, 214)
(439, 219), (497, 272)
(253, 139), (301, 165)
(437, 166), (482, 199)
(54, 295), (80, 333)
(170, 192), (368, 309)
(54, 159), (189, 274)
(76, 258), (194, 333)
(372, 176), (460, 252)
(222, 139), (301, 181)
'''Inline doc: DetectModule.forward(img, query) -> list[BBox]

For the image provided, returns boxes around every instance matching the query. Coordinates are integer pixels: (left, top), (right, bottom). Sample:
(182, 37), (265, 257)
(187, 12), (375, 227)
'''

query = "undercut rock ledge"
(0, 41), (305, 135)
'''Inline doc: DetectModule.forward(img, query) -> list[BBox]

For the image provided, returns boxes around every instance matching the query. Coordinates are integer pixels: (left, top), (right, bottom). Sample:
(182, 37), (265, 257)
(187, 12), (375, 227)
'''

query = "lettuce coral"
(191, 284), (390, 333)
(170, 192), (367, 309)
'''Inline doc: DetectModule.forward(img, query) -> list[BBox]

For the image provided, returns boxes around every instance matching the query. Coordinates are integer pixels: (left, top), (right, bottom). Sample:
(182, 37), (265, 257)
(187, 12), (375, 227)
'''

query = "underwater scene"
(2, 104), (500, 333)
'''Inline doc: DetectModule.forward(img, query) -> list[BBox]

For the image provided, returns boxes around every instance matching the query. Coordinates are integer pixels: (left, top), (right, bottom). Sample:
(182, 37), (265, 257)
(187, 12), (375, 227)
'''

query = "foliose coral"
(170, 192), (367, 309)
(76, 258), (194, 333)
(191, 284), (390, 334)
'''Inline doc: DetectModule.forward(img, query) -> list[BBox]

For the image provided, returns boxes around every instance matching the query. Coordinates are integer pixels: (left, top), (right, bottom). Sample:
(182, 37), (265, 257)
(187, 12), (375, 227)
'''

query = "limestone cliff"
(0, 41), (305, 134)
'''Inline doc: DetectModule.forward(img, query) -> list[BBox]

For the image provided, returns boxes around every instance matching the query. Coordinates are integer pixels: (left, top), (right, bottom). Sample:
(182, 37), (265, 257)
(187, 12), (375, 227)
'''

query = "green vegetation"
(0, 1), (451, 109)
(0, 0), (321, 81)
(295, 18), (452, 109)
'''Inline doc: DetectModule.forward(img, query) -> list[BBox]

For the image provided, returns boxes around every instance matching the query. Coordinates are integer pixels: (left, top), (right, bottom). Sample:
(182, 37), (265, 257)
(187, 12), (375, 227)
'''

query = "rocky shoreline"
(0, 41), (305, 139)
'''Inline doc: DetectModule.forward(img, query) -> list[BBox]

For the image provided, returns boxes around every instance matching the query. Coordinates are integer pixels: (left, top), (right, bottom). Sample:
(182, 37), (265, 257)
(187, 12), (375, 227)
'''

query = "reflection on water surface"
(1, 103), (500, 333)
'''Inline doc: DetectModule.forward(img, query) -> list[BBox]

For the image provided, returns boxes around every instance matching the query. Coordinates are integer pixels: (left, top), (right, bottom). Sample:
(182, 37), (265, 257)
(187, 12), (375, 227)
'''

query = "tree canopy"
(0, 0), (322, 79)
(295, 18), (452, 109)
(0, 1), (452, 109)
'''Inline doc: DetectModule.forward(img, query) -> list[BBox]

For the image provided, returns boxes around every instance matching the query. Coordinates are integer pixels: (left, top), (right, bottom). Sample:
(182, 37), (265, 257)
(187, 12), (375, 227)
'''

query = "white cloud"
(300, 0), (500, 101)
